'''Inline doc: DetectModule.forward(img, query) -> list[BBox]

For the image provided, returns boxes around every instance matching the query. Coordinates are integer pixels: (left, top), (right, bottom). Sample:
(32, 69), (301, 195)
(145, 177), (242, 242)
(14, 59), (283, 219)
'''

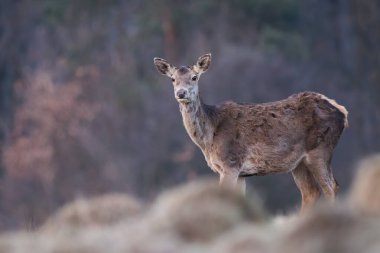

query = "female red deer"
(154, 53), (348, 210)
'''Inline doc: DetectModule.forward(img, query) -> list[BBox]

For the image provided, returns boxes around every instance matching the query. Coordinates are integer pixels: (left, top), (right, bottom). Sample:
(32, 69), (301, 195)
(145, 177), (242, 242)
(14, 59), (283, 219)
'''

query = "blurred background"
(0, 0), (379, 231)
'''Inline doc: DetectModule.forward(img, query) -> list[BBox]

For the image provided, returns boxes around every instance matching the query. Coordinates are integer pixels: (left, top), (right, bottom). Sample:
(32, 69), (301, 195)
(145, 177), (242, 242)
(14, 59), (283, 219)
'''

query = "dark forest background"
(0, 0), (379, 231)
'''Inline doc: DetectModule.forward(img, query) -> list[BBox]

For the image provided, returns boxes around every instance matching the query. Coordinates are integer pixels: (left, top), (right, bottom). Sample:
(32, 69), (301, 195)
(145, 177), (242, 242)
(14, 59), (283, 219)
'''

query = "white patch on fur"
(320, 94), (349, 128)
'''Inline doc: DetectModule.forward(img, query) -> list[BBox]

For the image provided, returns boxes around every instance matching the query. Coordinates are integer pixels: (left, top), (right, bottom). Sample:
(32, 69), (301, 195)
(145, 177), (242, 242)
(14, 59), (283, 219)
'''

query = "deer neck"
(179, 96), (215, 150)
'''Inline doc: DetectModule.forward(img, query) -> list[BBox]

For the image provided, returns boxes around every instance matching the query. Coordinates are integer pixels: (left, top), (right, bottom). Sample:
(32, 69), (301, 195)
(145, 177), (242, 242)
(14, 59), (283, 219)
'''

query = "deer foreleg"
(237, 177), (246, 196)
(219, 172), (245, 195)
(219, 173), (237, 187)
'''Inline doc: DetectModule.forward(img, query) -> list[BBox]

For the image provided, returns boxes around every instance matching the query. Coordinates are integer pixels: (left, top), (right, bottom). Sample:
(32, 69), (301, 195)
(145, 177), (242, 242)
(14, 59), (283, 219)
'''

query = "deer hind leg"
(304, 149), (338, 202)
(292, 161), (321, 211)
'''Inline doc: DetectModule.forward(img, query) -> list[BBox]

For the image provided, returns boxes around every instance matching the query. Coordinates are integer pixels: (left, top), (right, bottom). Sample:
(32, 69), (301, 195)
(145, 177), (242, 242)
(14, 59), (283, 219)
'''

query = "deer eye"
(192, 76), (197, 81)
(171, 78), (175, 82)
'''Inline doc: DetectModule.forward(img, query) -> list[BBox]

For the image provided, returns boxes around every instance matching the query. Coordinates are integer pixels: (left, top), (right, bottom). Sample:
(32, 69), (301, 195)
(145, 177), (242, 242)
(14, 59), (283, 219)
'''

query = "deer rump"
(204, 92), (347, 177)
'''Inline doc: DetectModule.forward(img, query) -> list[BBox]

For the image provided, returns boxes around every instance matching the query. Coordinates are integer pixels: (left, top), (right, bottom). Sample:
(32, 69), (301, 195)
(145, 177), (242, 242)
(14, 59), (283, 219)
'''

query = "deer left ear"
(194, 53), (211, 73)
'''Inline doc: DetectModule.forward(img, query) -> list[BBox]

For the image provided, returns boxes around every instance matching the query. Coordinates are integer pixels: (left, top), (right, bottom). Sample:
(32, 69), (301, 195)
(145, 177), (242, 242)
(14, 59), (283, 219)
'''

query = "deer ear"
(194, 53), (211, 73)
(154, 57), (175, 77)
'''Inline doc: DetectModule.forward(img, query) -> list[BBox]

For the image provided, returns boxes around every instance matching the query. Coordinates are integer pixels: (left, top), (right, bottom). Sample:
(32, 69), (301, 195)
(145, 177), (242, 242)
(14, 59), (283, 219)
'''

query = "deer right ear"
(154, 57), (175, 77)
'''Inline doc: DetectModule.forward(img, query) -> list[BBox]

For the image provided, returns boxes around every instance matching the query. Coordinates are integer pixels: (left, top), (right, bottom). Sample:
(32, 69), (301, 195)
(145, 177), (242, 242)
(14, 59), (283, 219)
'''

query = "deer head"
(154, 53), (211, 104)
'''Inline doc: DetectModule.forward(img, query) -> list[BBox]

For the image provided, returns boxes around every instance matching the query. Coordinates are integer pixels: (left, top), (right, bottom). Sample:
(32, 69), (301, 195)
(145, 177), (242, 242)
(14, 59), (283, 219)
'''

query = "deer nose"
(176, 89), (187, 99)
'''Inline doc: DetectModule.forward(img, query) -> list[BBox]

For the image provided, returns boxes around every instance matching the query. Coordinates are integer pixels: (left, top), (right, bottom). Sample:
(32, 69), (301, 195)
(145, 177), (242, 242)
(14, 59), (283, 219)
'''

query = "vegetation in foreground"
(0, 154), (379, 253)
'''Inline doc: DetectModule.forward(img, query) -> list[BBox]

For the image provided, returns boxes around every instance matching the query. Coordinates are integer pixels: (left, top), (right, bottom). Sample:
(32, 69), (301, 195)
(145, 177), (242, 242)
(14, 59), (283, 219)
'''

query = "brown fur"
(154, 54), (348, 210)
(202, 92), (346, 177)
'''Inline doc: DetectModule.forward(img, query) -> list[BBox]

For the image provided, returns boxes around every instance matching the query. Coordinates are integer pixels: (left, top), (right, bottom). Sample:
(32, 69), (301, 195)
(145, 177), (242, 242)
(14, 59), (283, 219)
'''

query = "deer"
(153, 53), (348, 211)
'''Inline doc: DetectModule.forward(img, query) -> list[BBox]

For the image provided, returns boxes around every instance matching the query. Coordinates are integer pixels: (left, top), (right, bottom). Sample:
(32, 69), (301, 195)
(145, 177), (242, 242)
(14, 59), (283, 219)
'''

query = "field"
(0, 155), (379, 253)
(1, 1), (380, 251)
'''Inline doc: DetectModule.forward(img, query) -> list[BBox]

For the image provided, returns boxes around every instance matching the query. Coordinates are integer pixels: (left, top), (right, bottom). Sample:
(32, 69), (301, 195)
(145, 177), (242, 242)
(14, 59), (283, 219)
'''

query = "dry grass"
(40, 193), (142, 232)
(276, 203), (380, 253)
(349, 154), (380, 216)
(148, 179), (265, 242)
(1, 157), (380, 253)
